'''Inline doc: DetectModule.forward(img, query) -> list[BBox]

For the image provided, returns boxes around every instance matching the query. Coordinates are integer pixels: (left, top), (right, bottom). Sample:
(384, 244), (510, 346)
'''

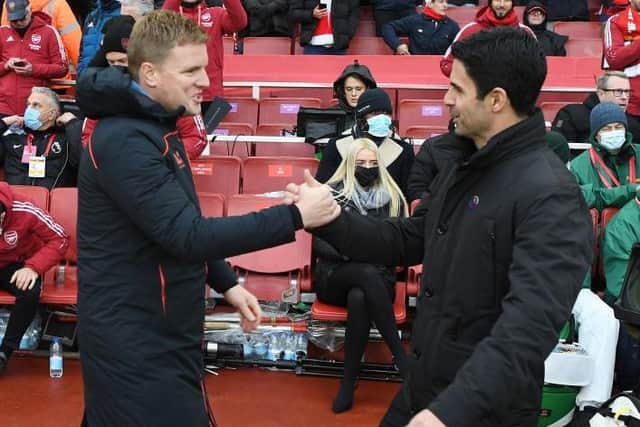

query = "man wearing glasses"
(552, 71), (640, 145)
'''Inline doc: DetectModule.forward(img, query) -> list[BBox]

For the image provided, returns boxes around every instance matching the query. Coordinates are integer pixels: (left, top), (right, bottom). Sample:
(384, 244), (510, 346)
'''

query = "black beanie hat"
(356, 88), (393, 118)
(101, 15), (136, 54)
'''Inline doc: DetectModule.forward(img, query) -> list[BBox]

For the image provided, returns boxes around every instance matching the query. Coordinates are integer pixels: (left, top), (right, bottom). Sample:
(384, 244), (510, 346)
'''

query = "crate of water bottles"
(0, 309), (41, 350)
(243, 331), (308, 361)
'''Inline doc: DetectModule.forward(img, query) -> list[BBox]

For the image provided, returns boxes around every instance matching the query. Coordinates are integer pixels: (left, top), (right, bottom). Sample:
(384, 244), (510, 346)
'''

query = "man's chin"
(184, 103), (202, 116)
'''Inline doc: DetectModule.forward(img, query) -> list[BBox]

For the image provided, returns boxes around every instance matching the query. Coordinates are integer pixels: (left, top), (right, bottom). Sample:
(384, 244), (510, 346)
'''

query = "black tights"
(317, 263), (408, 381)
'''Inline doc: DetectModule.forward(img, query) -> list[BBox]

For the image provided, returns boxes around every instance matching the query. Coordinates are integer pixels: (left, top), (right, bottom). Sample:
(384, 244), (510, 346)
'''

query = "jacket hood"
(523, 1), (548, 33)
(0, 182), (14, 227)
(100, 0), (122, 11)
(29, 11), (53, 28)
(76, 67), (184, 121)
(333, 61), (377, 112)
(476, 5), (520, 28)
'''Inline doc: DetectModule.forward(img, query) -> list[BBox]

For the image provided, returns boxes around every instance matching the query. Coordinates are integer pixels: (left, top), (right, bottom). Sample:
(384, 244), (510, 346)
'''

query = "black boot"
(332, 379), (357, 413)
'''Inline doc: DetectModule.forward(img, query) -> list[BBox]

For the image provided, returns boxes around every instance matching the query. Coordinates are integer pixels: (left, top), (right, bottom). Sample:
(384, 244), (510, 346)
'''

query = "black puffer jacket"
(372, 0), (422, 11)
(0, 119), (82, 190)
(332, 60), (377, 128)
(240, 0), (291, 36)
(290, 0), (359, 50)
(313, 111), (592, 426)
(545, 0), (589, 21)
(523, 1), (567, 56)
(76, 67), (300, 427)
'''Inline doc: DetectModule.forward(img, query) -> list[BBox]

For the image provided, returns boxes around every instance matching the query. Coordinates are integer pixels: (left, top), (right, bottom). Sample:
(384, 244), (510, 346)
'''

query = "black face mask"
(181, 0), (202, 8)
(354, 166), (379, 188)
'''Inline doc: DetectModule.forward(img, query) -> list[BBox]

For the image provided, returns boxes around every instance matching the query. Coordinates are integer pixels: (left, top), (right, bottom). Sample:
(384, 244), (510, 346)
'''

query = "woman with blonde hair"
(313, 138), (409, 413)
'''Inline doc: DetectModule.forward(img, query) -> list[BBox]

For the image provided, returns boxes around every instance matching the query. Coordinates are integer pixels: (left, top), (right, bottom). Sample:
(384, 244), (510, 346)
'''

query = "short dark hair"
(450, 27), (546, 116)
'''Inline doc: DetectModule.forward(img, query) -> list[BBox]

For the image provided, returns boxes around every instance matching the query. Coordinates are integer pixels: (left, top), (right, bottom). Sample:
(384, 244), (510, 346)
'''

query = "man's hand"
(10, 267), (39, 291)
(407, 409), (446, 427)
(56, 112), (76, 126)
(396, 44), (410, 55)
(13, 60), (32, 76)
(223, 285), (262, 332)
(286, 170), (340, 229)
(4, 58), (21, 71)
(312, 5), (328, 19)
(1, 115), (23, 128)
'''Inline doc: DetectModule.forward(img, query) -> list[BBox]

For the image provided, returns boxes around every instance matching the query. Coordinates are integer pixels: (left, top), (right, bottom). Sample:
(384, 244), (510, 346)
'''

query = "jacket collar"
(463, 109), (547, 169)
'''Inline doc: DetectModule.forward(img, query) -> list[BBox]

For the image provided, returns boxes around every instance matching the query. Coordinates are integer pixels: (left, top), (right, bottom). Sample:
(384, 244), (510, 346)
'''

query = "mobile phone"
(13, 61), (27, 67)
(318, 3), (327, 10)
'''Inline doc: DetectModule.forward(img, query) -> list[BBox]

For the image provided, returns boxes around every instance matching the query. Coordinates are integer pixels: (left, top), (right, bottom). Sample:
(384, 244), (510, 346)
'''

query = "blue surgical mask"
(599, 129), (626, 152)
(366, 114), (392, 138)
(23, 106), (43, 130)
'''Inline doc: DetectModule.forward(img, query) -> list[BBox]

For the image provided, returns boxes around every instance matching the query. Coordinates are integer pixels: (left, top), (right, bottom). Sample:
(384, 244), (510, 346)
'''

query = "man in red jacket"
(0, 182), (68, 373)
(163, 0), (247, 111)
(0, 0), (68, 116)
(603, 0), (640, 121)
(440, 0), (534, 77)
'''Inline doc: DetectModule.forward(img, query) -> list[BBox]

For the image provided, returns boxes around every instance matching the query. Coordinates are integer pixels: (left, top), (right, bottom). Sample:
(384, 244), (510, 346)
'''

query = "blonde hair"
(127, 10), (208, 80)
(327, 138), (408, 218)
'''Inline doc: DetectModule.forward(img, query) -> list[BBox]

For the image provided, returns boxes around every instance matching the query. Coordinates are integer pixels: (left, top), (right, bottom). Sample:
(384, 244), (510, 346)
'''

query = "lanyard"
(589, 147), (637, 189)
(26, 133), (56, 157)
(179, 4), (202, 27)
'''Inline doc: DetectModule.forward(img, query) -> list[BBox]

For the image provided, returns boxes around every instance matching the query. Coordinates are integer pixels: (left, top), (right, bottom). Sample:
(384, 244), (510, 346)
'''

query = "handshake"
(283, 170), (341, 229)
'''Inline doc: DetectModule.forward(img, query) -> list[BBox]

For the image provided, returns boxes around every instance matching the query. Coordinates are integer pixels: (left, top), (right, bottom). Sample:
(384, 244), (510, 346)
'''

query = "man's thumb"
(304, 169), (321, 187)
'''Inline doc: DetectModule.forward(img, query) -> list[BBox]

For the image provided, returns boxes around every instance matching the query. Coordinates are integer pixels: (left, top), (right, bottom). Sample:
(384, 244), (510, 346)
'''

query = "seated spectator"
(332, 60), (377, 131)
(440, 0), (534, 77)
(545, 0), (589, 21)
(313, 137), (408, 413)
(0, 181), (68, 373)
(523, 1), (567, 57)
(570, 102), (640, 211)
(316, 88), (415, 195)
(381, 0), (459, 56)
(552, 71), (640, 145)
(290, 0), (359, 55)
(2, 0), (81, 70)
(77, 1), (123, 75)
(82, 14), (208, 160)
(0, 87), (81, 189)
(0, 1), (68, 117)
(239, 0), (292, 37)
(372, 0), (421, 36)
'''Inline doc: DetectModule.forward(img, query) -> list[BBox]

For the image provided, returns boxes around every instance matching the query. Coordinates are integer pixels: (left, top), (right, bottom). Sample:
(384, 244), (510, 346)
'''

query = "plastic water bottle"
(49, 337), (63, 378)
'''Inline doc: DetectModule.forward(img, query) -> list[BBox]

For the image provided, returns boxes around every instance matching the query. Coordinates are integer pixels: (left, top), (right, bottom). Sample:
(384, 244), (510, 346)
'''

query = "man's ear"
(486, 87), (509, 114)
(138, 62), (159, 88)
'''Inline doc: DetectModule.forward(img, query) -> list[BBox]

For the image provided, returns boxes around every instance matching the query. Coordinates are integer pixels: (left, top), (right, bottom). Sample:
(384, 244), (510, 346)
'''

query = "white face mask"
(598, 129), (626, 151)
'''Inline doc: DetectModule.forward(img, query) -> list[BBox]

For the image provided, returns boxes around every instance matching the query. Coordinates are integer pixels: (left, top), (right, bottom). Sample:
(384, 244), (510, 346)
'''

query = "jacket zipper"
(158, 265), (166, 315)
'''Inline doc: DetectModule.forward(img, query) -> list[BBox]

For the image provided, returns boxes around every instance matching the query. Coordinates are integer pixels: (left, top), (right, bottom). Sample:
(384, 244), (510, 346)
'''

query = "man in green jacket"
(570, 102), (640, 212)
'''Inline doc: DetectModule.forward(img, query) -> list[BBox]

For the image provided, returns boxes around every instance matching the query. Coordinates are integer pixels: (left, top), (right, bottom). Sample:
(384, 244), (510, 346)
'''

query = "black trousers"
(0, 262), (41, 354)
(373, 7), (417, 36)
(380, 385), (413, 427)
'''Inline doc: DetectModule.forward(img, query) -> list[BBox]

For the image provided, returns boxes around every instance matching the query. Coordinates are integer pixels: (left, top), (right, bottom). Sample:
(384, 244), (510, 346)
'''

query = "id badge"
(21, 145), (37, 164)
(28, 156), (46, 178)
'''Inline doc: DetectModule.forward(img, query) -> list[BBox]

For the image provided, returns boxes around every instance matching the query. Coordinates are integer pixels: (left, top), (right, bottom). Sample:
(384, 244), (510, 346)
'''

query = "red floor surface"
(0, 356), (400, 426)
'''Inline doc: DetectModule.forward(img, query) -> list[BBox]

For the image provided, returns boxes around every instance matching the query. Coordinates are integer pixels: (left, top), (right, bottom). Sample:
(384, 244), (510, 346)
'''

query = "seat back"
(242, 37), (293, 55)
(223, 36), (236, 55)
(191, 156), (242, 198)
(354, 19), (377, 37)
(445, 7), (479, 26)
(258, 97), (322, 126)
(221, 97), (259, 130)
(197, 192), (225, 217)
(565, 38), (602, 57)
(49, 187), (78, 263)
(242, 156), (319, 194)
(404, 125), (448, 140)
(254, 141), (316, 158)
(540, 102), (567, 125)
(553, 21), (601, 39)
(213, 122), (255, 136)
(398, 99), (450, 135)
(10, 185), (49, 211)
(345, 36), (394, 55)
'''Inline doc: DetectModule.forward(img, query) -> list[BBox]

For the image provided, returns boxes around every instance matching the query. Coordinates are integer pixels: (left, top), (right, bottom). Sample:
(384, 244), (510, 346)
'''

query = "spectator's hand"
(56, 112), (76, 126)
(223, 285), (262, 332)
(4, 58), (21, 70)
(10, 267), (39, 291)
(407, 410), (446, 427)
(1, 115), (23, 128)
(288, 169), (340, 229)
(396, 44), (410, 55)
(13, 60), (32, 76)
(313, 5), (328, 19)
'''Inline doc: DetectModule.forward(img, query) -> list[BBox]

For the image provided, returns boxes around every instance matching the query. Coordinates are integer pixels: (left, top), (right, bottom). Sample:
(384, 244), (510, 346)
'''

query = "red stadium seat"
(565, 38), (602, 57)
(191, 156), (242, 198)
(223, 36), (236, 55)
(258, 97), (322, 126)
(346, 37), (395, 55)
(41, 188), (77, 305)
(226, 194), (312, 301)
(311, 281), (407, 323)
(221, 98), (259, 130)
(404, 125), (448, 140)
(242, 37), (293, 55)
(197, 192), (225, 217)
(355, 19), (377, 37)
(446, 6), (479, 26)
(242, 156), (319, 194)
(599, 207), (620, 279)
(10, 185), (49, 210)
(254, 142), (316, 158)
(255, 123), (296, 136)
(540, 102), (567, 125)
(398, 99), (450, 135)
(553, 21), (601, 39)
(213, 122), (255, 136)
